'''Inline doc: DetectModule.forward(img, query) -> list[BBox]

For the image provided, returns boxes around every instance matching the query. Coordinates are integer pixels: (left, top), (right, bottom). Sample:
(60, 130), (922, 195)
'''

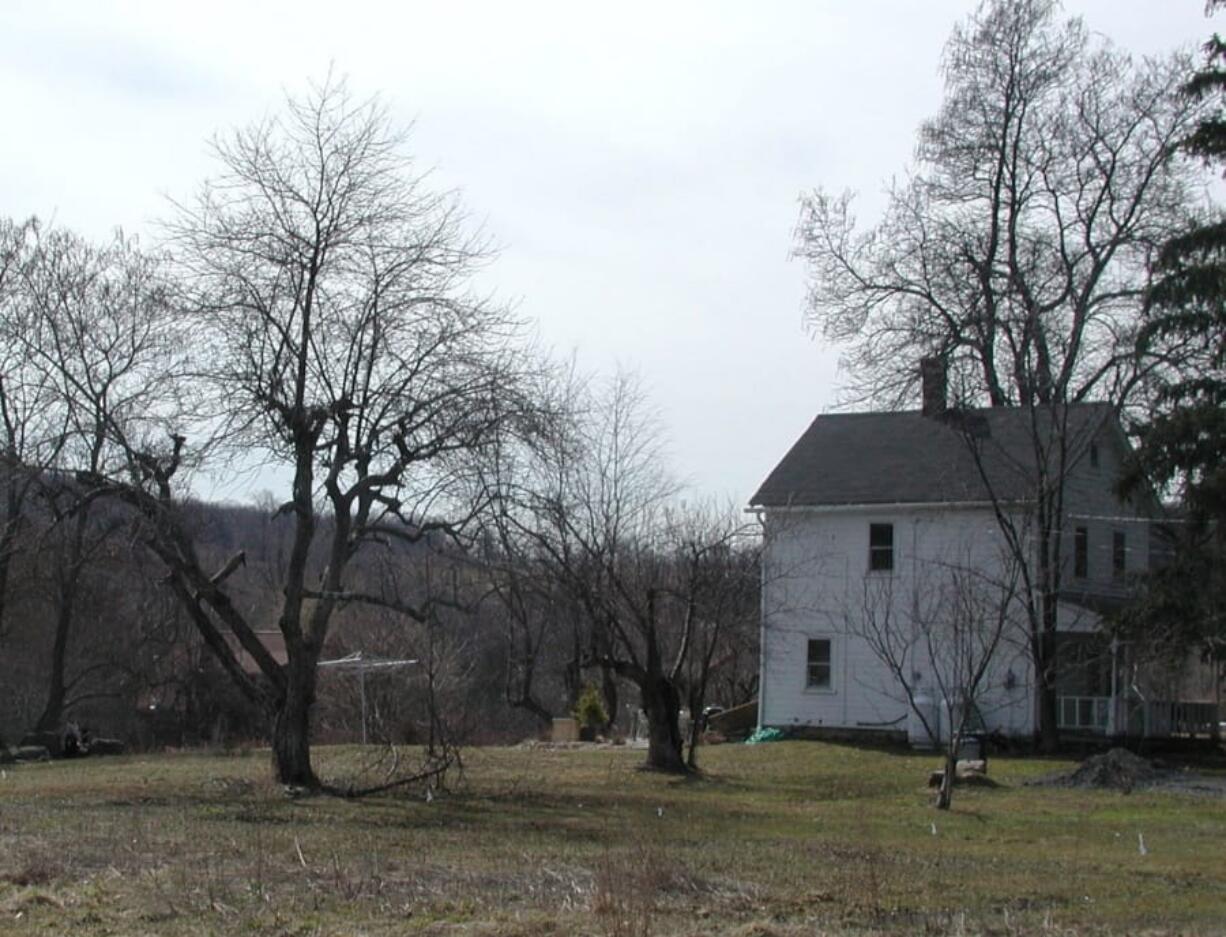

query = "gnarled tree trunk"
(640, 672), (687, 773)
(271, 651), (320, 788)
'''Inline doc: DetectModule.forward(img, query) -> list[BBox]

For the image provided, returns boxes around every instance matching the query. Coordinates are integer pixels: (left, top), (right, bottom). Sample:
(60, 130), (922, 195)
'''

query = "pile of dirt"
(1029, 748), (1168, 792)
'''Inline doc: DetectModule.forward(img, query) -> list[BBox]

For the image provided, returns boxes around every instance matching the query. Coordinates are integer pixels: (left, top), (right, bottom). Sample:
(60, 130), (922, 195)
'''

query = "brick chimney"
(920, 356), (947, 418)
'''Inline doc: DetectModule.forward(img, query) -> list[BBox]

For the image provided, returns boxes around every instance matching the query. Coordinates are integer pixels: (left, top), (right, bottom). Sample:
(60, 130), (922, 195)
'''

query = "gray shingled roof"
(750, 403), (1114, 508)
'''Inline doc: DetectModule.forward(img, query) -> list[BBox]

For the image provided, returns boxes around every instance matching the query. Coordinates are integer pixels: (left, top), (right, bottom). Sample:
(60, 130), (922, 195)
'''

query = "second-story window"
(869, 523), (894, 572)
(1113, 531), (1126, 580)
(1074, 526), (1089, 578)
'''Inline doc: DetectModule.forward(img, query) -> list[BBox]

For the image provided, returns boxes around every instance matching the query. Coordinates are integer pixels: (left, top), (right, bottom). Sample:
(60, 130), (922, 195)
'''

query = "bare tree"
(10, 226), (180, 733)
(490, 370), (719, 772)
(794, 0), (1202, 410)
(854, 549), (1022, 809)
(673, 505), (760, 769)
(486, 459), (760, 765)
(42, 77), (542, 789)
(0, 218), (63, 652)
(949, 402), (1115, 753)
(480, 524), (576, 730)
(0, 222), (180, 737)
(488, 372), (764, 772)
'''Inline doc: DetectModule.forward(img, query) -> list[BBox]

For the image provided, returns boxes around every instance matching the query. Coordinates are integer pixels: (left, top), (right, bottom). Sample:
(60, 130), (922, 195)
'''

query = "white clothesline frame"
(318, 652), (419, 744)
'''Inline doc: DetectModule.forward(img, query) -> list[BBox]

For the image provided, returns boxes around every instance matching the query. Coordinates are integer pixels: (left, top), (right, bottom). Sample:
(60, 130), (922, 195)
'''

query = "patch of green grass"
(0, 741), (1222, 935)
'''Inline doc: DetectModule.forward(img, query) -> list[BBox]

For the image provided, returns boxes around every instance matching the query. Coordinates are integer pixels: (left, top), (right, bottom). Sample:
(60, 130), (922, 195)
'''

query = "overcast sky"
(0, 1), (1214, 506)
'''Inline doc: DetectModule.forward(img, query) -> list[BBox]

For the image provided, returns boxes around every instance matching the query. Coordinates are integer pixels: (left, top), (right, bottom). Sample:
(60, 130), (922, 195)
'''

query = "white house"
(750, 365), (1216, 745)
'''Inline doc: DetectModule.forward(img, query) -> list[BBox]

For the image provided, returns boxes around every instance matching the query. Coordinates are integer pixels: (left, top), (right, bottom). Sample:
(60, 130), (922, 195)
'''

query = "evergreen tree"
(1136, 3), (1226, 525)
(1122, 3), (1226, 692)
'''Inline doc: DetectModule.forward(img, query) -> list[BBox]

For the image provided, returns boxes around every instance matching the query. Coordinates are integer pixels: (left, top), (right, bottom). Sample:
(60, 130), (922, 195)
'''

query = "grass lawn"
(0, 740), (1223, 935)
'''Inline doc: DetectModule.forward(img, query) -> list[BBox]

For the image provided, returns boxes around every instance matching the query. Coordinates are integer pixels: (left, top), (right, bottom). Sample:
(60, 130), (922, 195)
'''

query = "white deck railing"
(1057, 696), (1220, 737)
(1142, 700), (1219, 737)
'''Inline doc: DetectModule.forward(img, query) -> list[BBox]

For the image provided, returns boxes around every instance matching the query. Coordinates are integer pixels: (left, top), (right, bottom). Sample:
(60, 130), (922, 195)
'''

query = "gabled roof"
(750, 403), (1116, 508)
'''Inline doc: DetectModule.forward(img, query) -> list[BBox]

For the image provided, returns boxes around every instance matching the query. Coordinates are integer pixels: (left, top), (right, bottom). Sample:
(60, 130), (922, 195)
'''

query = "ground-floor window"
(806, 638), (832, 690)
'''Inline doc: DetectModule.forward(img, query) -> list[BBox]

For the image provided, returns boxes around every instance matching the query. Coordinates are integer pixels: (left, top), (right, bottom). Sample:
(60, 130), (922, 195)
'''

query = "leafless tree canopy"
(0, 78), (548, 789)
(0, 223), (185, 734)
(1, 78), (766, 781)
(795, 0), (1204, 410)
(159, 77), (544, 787)
(0, 219), (55, 647)
(168, 78), (532, 520)
(486, 369), (758, 773)
(854, 550), (1021, 809)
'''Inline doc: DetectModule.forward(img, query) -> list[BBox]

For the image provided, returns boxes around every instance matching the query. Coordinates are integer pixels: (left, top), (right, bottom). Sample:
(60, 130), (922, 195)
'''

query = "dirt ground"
(1026, 747), (1226, 796)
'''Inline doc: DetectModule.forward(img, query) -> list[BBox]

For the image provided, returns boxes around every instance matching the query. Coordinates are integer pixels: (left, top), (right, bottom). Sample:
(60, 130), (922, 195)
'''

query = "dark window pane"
(869, 523), (894, 571)
(1075, 527), (1088, 578)
(806, 639), (832, 688)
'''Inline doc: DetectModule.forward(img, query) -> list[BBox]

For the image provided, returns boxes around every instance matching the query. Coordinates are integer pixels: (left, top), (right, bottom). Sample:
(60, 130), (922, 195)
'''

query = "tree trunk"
(1212, 527), (1224, 747)
(1213, 659), (1222, 746)
(686, 687), (702, 771)
(34, 613), (68, 733)
(564, 631), (582, 708)
(600, 664), (619, 734)
(1036, 595), (1060, 754)
(639, 672), (688, 773)
(35, 510), (87, 734)
(936, 745), (956, 810)
(685, 667), (713, 771)
(0, 502), (20, 643)
(271, 654), (319, 788)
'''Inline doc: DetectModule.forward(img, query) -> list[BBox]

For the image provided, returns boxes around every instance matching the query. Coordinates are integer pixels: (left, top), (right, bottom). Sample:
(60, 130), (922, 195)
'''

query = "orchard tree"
(68, 77), (541, 789)
(488, 371), (752, 773)
(854, 551), (1022, 810)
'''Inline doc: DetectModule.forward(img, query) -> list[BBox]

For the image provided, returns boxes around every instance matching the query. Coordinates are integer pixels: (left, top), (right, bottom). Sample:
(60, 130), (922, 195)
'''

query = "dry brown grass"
(0, 742), (1221, 935)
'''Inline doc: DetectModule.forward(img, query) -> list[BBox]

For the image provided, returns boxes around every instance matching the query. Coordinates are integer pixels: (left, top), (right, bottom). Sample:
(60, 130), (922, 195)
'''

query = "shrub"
(573, 683), (608, 729)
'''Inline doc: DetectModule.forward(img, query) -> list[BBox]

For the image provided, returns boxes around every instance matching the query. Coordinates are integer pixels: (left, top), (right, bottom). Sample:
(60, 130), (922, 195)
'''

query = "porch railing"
(1141, 700), (1219, 737)
(1058, 695), (1221, 737)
